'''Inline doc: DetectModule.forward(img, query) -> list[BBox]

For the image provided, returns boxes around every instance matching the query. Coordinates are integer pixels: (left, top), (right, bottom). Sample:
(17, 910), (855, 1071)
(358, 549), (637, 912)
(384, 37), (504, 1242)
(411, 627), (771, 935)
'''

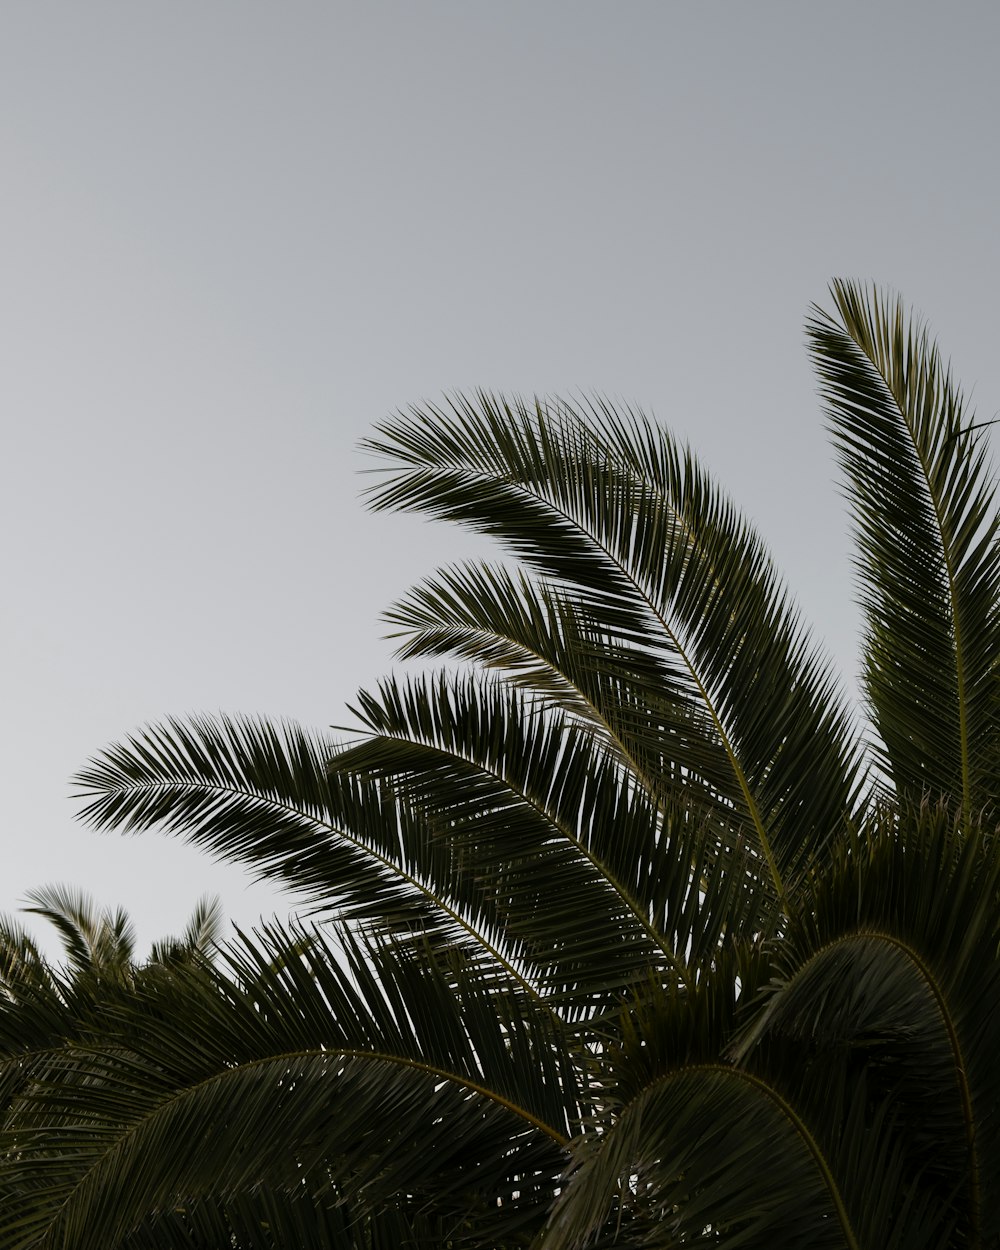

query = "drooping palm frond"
(0, 923), (576, 1250)
(339, 669), (771, 1003)
(362, 393), (864, 897)
(732, 803), (1000, 1247)
(543, 1058), (948, 1250)
(74, 713), (583, 1008)
(543, 804), (1000, 1250)
(808, 281), (1000, 816)
(74, 716), (491, 937)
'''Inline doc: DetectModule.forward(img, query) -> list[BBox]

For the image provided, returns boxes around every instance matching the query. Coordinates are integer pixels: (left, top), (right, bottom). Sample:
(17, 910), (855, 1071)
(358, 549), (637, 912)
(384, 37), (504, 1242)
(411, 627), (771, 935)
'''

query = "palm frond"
(22, 885), (136, 976)
(149, 895), (224, 966)
(543, 1061), (949, 1250)
(808, 281), (1000, 816)
(0, 919), (53, 1002)
(339, 670), (772, 1005)
(73, 715), (531, 987)
(53, 286), (1000, 1245)
(362, 393), (864, 899)
(77, 715), (605, 1015)
(732, 804), (1000, 1247)
(385, 560), (745, 823)
(0, 924), (574, 1250)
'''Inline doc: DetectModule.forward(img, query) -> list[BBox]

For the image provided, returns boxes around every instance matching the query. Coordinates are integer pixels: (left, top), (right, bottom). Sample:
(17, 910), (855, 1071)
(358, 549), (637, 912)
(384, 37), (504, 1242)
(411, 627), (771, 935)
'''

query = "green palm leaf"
(0, 924), (574, 1250)
(22, 885), (136, 977)
(808, 281), (1000, 816)
(362, 393), (864, 898)
(74, 715), (541, 999)
(340, 669), (771, 1002)
(732, 804), (1000, 1246)
(543, 1060), (948, 1250)
(385, 560), (740, 822)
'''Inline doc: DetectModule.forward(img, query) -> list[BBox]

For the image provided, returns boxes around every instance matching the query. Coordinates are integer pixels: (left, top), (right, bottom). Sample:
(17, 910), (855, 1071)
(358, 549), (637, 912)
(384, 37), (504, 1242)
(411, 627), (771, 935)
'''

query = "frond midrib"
(391, 613), (690, 825)
(766, 926), (981, 1240)
(587, 1060), (861, 1250)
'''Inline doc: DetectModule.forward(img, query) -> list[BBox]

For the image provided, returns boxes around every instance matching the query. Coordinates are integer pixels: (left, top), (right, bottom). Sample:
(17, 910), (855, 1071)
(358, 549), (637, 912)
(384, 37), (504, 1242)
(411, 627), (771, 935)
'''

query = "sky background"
(3, 2), (1000, 959)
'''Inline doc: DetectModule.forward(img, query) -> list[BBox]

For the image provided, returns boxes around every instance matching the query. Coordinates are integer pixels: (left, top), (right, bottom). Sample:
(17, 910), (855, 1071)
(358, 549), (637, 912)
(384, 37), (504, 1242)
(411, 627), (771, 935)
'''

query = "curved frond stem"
(742, 928), (980, 1241)
(549, 1061), (861, 1250)
(34, 1045), (569, 1248)
(392, 610), (675, 820)
(922, 473), (972, 823)
(861, 932), (979, 1239)
(696, 1064), (861, 1250)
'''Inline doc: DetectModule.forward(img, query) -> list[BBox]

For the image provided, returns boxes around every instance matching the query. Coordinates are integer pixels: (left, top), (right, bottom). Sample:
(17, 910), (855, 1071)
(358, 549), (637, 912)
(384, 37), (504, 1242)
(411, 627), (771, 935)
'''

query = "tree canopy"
(1, 281), (997, 1248)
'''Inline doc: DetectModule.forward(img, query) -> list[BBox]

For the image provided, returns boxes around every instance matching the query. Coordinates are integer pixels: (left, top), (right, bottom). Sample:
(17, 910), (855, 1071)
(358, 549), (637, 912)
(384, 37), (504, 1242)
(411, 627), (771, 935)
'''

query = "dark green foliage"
(3, 282), (998, 1247)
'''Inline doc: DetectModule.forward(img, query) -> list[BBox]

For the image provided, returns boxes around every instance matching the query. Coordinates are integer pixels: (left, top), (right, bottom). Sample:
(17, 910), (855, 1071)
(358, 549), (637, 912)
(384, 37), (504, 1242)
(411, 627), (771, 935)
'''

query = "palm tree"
(3, 280), (999, 1248)
(0, 887), (224, 1076)
(0, 889), (237, 1242)
(0, 885), (224, 984)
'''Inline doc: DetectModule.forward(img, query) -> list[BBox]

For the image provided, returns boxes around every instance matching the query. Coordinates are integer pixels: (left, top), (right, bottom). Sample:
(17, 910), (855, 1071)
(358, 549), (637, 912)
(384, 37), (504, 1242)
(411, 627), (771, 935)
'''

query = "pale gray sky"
(3, 2), (999, 958)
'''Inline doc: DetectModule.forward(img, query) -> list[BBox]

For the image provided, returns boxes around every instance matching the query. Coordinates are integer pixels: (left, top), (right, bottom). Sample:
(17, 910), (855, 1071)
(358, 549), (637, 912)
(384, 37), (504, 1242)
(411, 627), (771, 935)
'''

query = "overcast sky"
(3, 3), (1000, 958)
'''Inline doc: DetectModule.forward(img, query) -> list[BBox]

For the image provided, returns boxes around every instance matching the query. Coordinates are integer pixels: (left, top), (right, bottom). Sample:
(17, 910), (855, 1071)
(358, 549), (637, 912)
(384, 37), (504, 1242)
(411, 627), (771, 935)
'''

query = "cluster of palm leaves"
(3, 281), (999, 1248)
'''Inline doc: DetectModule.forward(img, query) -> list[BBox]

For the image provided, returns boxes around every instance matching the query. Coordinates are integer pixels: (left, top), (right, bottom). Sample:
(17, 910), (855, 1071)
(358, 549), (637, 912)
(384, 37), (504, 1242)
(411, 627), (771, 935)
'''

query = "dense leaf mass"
(3, 282), (1000, 1247)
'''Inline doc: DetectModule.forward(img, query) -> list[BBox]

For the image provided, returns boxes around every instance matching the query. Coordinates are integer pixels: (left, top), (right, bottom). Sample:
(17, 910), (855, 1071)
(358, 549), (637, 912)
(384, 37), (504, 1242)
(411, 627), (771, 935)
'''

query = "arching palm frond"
(362, 393), (864, 898)
(339, 669), (771, 1005)
(545, 805), (1000, 1250)
(74, 715), (485, 935)
(22, 885), (136, 978)
(74, 713), (582, 1008)
(385, 559), (736, 817)
(544, 1058), (946, 1250)
(733, 803), (1000, 1248)
(0, 923), (575, 1250)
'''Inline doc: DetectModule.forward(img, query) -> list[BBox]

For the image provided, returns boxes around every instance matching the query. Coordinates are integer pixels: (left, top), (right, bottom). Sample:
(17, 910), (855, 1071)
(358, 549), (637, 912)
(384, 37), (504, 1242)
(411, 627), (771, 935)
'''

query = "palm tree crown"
(2, 281), (999, 1248)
